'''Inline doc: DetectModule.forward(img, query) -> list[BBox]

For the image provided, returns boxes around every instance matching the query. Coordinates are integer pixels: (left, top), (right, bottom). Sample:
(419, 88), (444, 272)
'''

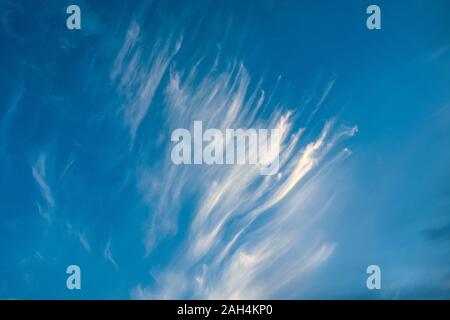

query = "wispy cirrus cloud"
(36, 203), (51, 225)
(104, 237), (119, 270)
(31, 151), (94, 253)
(66, 222), (91, 253)
(111, 20), (182, 146)
(131, 284), (153, 300)
(129, 41), (357, 298)
(104, 1), (360, 299)
(31, 153), (55, 209)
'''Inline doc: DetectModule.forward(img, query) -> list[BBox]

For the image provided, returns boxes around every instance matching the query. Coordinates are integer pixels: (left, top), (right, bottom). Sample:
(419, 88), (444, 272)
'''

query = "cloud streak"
(111, 20), (182, 146)
(66, 222), (91, 253)
(104, 238), (119, 270)
(31, 153), (55, 208)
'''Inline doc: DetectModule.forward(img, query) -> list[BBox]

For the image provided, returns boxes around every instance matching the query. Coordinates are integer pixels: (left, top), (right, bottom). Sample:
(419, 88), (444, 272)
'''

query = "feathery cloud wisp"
(111, 20), (182, 146)
(130, 47), (357, 298)
(31, 153), (55, 208)
(104, 238), (119, 270)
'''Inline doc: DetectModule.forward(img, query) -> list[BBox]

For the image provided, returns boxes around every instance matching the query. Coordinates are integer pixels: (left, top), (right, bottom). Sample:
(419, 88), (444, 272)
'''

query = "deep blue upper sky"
(0, 0), (449, 299)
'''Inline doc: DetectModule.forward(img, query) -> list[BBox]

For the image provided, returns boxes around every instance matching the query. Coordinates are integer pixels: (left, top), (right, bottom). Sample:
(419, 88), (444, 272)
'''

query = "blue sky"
(0, 0), (449, 299)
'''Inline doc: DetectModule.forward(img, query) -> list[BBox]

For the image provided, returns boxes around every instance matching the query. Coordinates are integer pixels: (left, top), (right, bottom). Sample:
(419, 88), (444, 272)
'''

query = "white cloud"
(111, 20), (182, 146)
(36, 203), (51, 225)
(104, 238), (119, 270)
(66, 222), (91, 253)
(78, 233), (91, 253)
(31, 153), (55, 208)
(131, 284), (153, 300)
(131, 48), (357, 298)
